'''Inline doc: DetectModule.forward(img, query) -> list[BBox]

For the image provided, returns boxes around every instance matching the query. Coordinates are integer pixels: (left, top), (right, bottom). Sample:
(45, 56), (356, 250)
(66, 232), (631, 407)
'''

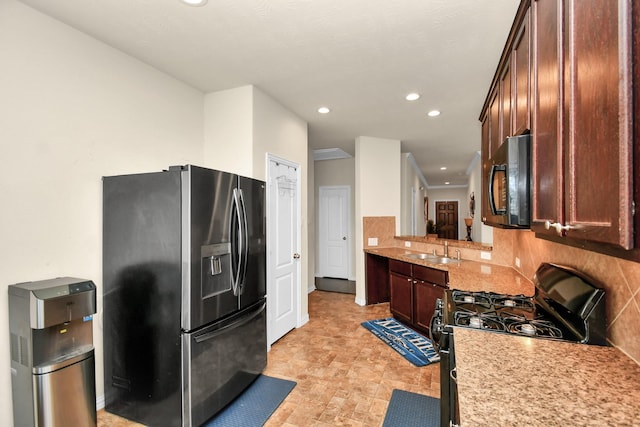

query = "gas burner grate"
(492, 295), (535, 311)
(451, 291), (492, 308)
(504, 318), (563, 339)
(454, 312), (505, 331)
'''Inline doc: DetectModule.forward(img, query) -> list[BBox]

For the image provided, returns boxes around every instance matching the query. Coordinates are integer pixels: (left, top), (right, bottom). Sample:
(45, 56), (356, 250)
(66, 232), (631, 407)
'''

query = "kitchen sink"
(404, 253), (463, 264)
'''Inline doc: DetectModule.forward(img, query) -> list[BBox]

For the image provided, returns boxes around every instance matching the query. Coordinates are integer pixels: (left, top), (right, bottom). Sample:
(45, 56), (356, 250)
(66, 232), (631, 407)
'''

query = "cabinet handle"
(407, 278), (412, 282)
(544, 220), (572, 236)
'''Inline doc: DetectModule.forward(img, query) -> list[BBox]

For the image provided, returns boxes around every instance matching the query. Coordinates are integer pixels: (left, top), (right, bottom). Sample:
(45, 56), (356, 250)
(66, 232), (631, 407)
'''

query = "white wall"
(355, 136), (401, 305)
(203, 86), (254, 176)
(0, 1), (204, 425)
(400, 153), (428, 236)
(314, 157), (356, 280)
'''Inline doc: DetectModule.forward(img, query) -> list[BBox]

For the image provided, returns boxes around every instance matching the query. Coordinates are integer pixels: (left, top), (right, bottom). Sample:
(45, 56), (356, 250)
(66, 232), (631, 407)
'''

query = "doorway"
(435, 200), (459, 239)
(266, 155), (301, 346)
(318, 186), (351, 280)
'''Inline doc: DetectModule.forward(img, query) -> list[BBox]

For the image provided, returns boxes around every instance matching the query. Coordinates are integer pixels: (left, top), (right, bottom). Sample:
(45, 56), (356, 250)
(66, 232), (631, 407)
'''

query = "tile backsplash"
(495, 228), (640, 365)
(362, 216), (397, 248)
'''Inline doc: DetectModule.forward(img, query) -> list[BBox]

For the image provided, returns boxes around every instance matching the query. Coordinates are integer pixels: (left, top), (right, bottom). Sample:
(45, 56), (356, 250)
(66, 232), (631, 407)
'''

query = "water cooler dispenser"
(9, 277), (97, 427)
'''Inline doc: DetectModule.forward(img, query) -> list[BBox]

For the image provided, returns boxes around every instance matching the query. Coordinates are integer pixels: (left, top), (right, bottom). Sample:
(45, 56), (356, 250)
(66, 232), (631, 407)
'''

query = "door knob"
(293, 253), (301, 259)
(342, 236), (347, 240)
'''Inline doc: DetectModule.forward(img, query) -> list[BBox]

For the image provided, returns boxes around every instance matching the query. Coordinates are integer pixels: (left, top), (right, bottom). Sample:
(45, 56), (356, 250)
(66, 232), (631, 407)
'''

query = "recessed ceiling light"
(427, 110), (441, 117)
(445, 181), (450, 185)
(318, 107), (330, 114)
(440, 166), (447, 170)
(181, 0), (207, 6)
(405, 93), (420, 101)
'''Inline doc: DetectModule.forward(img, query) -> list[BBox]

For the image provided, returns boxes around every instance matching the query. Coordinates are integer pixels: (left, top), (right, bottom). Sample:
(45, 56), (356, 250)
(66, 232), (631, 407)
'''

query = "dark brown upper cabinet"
(531, 0), (634, 250)
(480, 3), (531, 225)
(512, 8), (531, 136)
(481, 0), (637, 255)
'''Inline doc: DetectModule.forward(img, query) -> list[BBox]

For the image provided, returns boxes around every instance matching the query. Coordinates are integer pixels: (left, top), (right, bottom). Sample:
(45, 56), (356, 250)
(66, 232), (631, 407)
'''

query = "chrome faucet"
(444, 241), (449, 258)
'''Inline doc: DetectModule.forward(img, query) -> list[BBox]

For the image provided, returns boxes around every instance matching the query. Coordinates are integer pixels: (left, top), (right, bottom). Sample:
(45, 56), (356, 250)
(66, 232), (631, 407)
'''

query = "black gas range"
(431, 263), (607, 427)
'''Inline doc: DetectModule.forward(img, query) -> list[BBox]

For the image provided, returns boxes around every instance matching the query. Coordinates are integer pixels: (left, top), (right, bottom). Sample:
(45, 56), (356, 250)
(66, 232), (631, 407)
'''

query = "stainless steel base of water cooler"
(33, 350), (97, 427)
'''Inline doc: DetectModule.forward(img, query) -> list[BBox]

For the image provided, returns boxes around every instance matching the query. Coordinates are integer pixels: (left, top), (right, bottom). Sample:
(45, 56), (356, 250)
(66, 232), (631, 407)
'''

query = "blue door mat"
(361, 317), (440, 366)
(204, 375), (296, 427)
(382, 389), (441, 427)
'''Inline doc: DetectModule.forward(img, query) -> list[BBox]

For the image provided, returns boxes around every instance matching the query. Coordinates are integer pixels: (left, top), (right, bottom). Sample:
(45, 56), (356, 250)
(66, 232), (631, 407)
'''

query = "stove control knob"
(435, 298), (444, 309)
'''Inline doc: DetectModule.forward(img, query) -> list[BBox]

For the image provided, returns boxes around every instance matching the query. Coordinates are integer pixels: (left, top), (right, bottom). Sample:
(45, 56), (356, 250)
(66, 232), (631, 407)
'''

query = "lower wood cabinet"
(390, 270), (413, 325)
(389, 259), (448, 334)
(413, 280), (444, 332)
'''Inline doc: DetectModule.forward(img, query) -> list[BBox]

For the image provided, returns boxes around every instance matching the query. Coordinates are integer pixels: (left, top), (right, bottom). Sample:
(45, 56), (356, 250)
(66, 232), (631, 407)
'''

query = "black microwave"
(488, 133), (531, 228)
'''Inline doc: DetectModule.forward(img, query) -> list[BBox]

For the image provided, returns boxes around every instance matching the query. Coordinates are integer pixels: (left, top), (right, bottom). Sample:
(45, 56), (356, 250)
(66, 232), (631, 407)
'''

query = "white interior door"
(318, 186), (350, 279)
(266, 157), (300, 346)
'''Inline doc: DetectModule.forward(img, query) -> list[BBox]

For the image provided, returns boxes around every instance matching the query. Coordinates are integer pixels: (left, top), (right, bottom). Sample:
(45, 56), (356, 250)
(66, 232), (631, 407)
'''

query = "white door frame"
(266, 153), (302, 347)
(411, 186), (418, 235)
(318, 185), (351, 280)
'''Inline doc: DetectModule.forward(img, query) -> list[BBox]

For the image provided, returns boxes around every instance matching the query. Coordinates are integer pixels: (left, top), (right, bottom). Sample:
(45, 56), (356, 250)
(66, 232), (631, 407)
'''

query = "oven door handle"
(428, 313), (438, 342)
(450, 367), (457, 383)
(428, 310), (442, 351)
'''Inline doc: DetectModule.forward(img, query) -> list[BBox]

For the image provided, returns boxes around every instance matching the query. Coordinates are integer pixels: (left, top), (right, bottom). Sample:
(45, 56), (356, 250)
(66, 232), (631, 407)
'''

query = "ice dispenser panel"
(201, 243), (232, 298)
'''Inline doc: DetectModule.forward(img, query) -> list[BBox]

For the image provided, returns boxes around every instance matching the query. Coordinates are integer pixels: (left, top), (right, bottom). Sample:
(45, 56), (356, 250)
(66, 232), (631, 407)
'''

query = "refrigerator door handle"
(231, 188), (243, 296)
(193, 301), (266, 343)
(237, 188), (249, 295)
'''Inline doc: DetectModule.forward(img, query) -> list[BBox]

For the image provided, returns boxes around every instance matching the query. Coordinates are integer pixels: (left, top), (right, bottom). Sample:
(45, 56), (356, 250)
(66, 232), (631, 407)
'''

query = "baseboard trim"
(298, 313), (309, 328)
(96, 394), (105, 410)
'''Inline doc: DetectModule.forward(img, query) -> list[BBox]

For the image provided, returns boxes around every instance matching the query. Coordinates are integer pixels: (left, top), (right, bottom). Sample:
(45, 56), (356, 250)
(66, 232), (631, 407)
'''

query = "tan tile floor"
(98, 290), (440, 426)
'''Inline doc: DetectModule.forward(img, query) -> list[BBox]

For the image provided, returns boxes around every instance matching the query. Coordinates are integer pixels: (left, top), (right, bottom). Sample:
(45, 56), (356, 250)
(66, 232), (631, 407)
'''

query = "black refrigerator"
(102, 165), (267, 427)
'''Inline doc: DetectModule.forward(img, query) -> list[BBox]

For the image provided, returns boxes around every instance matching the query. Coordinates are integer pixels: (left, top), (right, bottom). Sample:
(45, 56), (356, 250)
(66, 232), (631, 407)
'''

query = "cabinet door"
(489, 91), (501, 152)
(481, 113), (492, 223)
(389, 272), (412, 324)
(413, 281), (445, 333)
(562, 0), (633, 248)
(512, 8), (531, 135)
(531, 0), (564, 234)
(500, 63), (512, 142)
(532, 0), (633, 249)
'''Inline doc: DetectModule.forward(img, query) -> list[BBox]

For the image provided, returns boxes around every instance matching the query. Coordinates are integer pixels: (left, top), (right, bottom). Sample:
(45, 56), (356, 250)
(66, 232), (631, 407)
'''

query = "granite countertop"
(364, 247), (534, 295)
(454, 328), (640, 426)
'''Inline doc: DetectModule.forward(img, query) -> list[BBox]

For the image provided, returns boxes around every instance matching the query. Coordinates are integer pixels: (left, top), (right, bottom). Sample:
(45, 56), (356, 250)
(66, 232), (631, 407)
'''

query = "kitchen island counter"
(454, 328), (640, 426)
(364, 247), (534, 295)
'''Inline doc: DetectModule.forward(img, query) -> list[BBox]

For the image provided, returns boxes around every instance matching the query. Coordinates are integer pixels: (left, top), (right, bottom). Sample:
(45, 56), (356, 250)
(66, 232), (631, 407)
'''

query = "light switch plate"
(368, 237), (378, 246)
(404, 241), (411, 247)
(481, 251), (492, 260)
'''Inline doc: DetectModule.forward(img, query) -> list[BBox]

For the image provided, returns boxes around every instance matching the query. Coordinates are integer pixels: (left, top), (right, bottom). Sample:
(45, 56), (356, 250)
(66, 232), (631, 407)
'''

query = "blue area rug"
(361, 317), (440, 366)
(204, 375), (295, 427)
(382, 389), (440, 427)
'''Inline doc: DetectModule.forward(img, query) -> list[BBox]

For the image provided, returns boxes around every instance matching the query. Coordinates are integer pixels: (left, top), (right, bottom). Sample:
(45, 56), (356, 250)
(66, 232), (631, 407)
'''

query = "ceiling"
(18, 0), (520, 187)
